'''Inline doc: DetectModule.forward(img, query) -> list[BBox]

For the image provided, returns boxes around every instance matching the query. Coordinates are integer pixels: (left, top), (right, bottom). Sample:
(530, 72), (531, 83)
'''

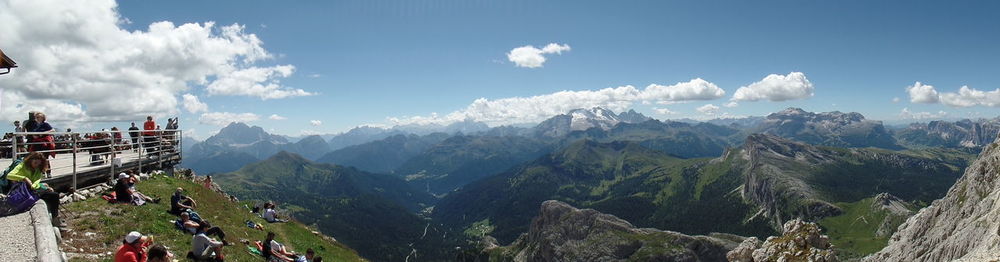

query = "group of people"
(113, 170), (158, 205)
(3, 152), (63, 225)
(114, 231), (173, 262)
(11, 111), (57, 159)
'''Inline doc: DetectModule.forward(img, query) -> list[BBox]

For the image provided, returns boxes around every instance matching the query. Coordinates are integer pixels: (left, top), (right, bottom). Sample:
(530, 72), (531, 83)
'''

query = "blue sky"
(2, 0), (999, 138)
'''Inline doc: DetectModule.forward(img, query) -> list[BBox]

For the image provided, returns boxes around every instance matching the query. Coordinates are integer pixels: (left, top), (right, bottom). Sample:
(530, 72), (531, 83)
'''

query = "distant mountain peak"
(206, 122), (288, 146)
(535, 107), (651, 137)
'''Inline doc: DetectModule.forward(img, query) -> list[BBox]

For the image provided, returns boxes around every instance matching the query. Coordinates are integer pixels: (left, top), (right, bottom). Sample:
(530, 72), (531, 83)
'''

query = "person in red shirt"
(142, 116), (157, 154)
(115, 231), (150, 262)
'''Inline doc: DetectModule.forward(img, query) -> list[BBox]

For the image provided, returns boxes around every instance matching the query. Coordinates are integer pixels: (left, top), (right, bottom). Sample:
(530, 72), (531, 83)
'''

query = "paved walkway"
(0, 209), (38, 260)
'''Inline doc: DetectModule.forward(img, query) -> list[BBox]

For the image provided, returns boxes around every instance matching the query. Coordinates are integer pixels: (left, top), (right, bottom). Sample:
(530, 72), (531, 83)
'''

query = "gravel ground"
(0, 211), (38, 260)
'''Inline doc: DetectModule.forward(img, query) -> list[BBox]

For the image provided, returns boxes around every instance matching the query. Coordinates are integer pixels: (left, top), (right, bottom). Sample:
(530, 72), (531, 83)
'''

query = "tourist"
(263, 202), (288, 223)
(30, 112), (56, 159)
(128, 122), (140, 152)
(114, 231), (150, 262)
(147, 244), (173, 262)
(13, 120), (24, 153)
(263, 232), (295, 262)
(170, 187), (197, 215)
(190, 222), (225, 261)
(143, 116), (157, 154)
(203, 175), (213, 190)
(23, 111), (37, 146)
(179, 212), (229, 245)
(114, 173), (134, 204)
(5, 152), (62, 226)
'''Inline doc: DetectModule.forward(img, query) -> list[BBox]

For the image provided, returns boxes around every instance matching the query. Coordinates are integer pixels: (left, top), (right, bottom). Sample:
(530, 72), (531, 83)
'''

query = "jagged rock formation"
(738, 134), (960, 231)
(867, 134), (1000, 261)
(869, 193), (914, 238)
(754, 108), (900, 149)
(895, 118), (1000, 149)
(491, 200), (742, 261)
(727, 219), (838, 262)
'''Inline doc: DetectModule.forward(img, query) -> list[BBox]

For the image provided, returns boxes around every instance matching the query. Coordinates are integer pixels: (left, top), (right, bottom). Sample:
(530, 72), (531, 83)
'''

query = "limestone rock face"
(867, 134), (1000, 261)
(501, 200), (742, 262)
(726, 219), (838, 262)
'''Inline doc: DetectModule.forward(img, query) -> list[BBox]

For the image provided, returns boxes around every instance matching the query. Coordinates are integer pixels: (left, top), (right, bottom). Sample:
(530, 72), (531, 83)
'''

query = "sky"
(1, 0), (999, 139)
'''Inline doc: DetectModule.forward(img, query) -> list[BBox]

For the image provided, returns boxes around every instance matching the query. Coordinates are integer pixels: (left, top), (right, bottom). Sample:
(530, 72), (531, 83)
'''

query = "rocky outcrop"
(867, 134), (1000, 261)
(869, 193), (914, 238)
(755, 108), (900, 149)
(726, 219), (838, 262)
(896, 118), (1000, 149)
(495, 200), (742, 261)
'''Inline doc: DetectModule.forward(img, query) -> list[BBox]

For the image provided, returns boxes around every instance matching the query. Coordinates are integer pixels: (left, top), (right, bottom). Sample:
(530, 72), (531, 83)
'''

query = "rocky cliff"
(867, 134), (1000, 261)
(488, 200), (743, 261)
(727, 219), (838, 262)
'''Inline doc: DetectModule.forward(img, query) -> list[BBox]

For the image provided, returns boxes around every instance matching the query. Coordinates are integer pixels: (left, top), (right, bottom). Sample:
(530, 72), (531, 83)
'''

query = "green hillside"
(61, 174), (363, 262)
(216, 151), (456, 261)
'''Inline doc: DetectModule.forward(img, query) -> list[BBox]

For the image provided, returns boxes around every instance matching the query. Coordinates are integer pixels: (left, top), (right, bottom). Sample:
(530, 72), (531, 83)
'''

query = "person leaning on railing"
(5, 152), (63, 226)
(29, 112), (56, 159)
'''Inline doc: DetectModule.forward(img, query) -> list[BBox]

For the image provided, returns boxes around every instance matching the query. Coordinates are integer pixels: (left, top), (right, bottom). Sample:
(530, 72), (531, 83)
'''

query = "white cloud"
(206, 65), (314, 100)
(198, 112), (259, 126)
(939, 86), (1000, 107)
(506, 43), (571, 68)
(0, 0), (306, 124)
(388, 78), (728, 126)
(182, 94), (209, 113)
(899, 108), (948, 120)
(641, 78), (725, 102)
(696, 104), (721, 115)
(310, 120), (322, 126)
(268, 114), (287, 120)
(724, 101), (739, 108)
(732, 72), (814, 102)
(653, 107), (678, 115)
(892, 97), (901, 103)
(906, 82), (940, 104)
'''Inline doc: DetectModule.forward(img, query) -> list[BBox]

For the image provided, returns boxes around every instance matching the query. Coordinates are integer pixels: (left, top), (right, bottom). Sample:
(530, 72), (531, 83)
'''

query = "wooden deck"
(0, 149), (181, 192)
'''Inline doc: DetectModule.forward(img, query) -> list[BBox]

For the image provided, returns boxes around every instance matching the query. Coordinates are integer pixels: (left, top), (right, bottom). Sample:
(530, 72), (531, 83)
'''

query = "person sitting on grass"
(263, 232), (297, 262)
(305, 248), (323, 262)
(113, 173), (134, 204)
(189, 222), (226, 262)
(147, 244), (173, 262)
(6, 152), (63, 226)
(178, 212), (230, 245)
(263, 202), (288, 223)
(170, 187), (197, 215)
(114, 231), (151, 262)
(126, 170), (159, 204)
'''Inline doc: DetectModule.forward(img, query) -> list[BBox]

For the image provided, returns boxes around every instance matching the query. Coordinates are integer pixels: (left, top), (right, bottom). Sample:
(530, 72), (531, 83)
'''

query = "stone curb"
(29, 202), (63, 262)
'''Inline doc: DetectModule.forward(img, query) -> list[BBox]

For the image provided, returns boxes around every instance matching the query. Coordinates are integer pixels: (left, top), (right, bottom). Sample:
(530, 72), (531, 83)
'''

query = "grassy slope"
(818, 197), (915, 260)
(62, 175), (364, 262)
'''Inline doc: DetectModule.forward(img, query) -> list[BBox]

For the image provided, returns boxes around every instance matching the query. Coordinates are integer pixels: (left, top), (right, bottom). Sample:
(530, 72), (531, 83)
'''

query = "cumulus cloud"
(724, 101), (739, 108)
(310, 120), (322, 126)
(506, 43), (571, 68)
(939, 86), (1000, 107)
(206, 65), (314, 99)
(899, 108), (948, 120)
(182, 94), (209, 113)
(732, 72), (814, 102)
(268, 114), (287, 120)
(388, 78), (727, 126)
(0, 0), (307, 124)
(906, 82), (940, 104)
(198, 112), (259, 126)
(653, 107), (678, 115)
(696, 104), (721, 115)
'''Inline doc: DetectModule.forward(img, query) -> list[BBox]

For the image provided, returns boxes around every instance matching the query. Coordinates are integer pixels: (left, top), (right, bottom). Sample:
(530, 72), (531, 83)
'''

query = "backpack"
(0, 158), (23, 193)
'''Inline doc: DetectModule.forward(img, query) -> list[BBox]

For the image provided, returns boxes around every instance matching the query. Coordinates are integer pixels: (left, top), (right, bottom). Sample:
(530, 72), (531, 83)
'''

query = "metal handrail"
(2, 129), (183, 191)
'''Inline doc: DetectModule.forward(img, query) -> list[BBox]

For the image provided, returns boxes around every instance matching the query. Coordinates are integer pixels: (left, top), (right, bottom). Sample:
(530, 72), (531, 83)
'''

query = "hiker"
(114, 231), (151, 262)
(22, 112), (37, 148)
(30, 112), (56, 159)
(189, 222), (226, 262)
(170, 187), (197, 215)
(263, 232), (296, 262)
(263, 202), (288, 223)
(128, 122), (140, 152)
(203, 175), (213, 190)
(13, 120), (24, 153)
(114, 173), (134, 204)
(179, 212), (229, 244)
(147, 244), (173, 262)
(5, 152), (62, 225)
(305, 248), (320, 262)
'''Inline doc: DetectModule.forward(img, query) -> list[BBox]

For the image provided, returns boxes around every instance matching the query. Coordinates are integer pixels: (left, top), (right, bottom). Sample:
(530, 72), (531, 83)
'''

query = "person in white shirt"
(263, 202), (288, 223)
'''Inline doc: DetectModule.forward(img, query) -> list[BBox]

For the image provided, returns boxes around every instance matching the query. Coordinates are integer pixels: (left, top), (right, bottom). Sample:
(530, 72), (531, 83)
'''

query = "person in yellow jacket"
(6, 152), (62, 226)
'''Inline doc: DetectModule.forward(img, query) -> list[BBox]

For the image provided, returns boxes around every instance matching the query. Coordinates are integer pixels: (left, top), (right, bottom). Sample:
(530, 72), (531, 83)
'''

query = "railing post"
(109, 131), (116, 180)
(72, 134), (78, 191)
(138, 134), (143, 175)
(11, 133), (17, 160)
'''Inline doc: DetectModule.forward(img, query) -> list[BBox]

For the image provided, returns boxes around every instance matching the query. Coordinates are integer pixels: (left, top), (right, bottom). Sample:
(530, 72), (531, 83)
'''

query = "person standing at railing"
(143, 116), (157, 155)
(128, 122), (140, 152)
(22, 111), (37, 146)
(30, 112), (56, 160)
(13, 120), (24, 153)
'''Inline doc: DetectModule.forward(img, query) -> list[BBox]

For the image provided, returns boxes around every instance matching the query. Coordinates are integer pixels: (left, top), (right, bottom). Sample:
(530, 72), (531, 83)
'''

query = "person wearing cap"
(115, 231), (150, 262)
(114, 173), (134, 204)
(170, 187), (197, 215)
